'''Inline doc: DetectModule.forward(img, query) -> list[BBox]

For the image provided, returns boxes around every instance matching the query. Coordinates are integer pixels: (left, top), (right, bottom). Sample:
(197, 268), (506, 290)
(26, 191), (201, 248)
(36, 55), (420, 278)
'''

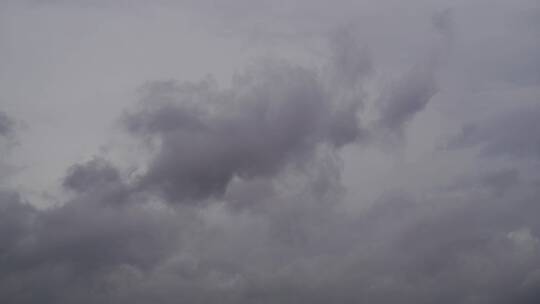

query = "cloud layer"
(1, 0), (539, 303)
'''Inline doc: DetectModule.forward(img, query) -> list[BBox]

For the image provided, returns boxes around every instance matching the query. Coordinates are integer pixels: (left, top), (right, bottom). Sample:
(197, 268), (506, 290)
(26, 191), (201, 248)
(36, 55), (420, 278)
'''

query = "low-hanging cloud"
(124, 55), (368, 204)
(1, 0), (540, 303)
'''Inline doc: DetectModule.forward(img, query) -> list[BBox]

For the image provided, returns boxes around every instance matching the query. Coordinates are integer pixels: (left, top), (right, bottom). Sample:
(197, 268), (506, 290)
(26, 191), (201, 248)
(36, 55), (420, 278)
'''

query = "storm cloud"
(124, 56), (366, 204)
(1, 0), (540, 303)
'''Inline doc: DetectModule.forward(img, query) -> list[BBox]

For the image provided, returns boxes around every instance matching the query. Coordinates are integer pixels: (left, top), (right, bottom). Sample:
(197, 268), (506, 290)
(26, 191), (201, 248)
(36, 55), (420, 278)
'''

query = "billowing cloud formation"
(1, 0), (540, 303)
(125, 57), (366, 203)
(0, 160), (183, 303)
(2, 158), (540, 303)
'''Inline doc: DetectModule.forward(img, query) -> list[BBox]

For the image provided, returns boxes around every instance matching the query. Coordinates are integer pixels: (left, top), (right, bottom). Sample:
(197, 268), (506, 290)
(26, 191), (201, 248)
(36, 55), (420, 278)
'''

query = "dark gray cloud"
(2, 164), (540, 303)
(0, 112), (18, 183)
(1, 0), (540, 303)
(0, 173), (183, 303)
(0, 112), (14, 138)
(0, 191), (35, 261)
(374, 59), (438, 137)
(125, 57), (366, 204)
(0, 32), (372, 302)
(63, 158), (123, 193)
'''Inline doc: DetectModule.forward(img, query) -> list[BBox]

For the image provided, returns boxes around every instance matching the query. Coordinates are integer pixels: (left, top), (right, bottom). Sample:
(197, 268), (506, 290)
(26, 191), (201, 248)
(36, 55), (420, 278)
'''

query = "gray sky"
(1, 0), (539, 303)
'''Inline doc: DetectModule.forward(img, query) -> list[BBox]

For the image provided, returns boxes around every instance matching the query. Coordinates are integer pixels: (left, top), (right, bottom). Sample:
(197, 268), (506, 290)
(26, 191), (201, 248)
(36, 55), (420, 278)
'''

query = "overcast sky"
(1, 0), (540, 303)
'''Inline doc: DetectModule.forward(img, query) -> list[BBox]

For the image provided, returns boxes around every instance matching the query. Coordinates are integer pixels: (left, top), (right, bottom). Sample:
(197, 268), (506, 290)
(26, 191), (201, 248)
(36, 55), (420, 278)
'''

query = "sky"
(0, 0), (539, 303)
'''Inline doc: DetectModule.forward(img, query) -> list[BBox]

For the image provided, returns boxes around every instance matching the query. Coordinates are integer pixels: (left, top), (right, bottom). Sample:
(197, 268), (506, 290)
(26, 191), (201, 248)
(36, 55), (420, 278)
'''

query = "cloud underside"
(1, 1), (540, 303)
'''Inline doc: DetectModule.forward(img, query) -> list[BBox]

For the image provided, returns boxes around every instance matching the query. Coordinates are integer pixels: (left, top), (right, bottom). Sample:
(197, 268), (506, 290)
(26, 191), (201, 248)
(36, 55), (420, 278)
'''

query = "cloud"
(1, 0), (540, 303)
(0, 112), (14, 138)
(5, 163), (540, 303)
(450, 104), (540, 159)
(375, 62), (438, 135)
(0, 175), (183, 304)
(0, 32), (372, 303)
(124, 56), (367, 204)
(63, 158), (123, 194)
